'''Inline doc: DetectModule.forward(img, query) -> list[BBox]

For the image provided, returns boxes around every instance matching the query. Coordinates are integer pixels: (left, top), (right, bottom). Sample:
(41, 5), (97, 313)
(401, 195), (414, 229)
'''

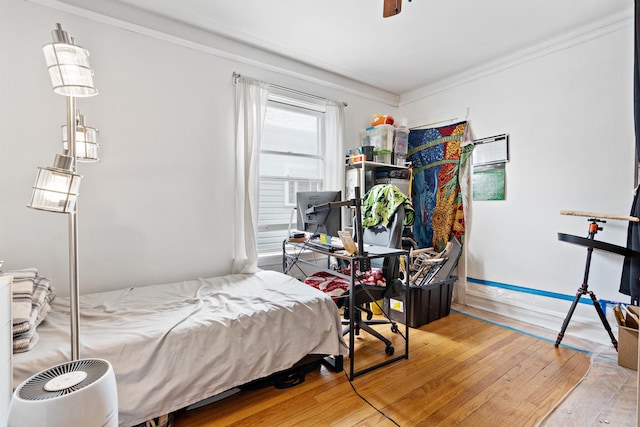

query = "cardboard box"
(617, 305), (639, 371)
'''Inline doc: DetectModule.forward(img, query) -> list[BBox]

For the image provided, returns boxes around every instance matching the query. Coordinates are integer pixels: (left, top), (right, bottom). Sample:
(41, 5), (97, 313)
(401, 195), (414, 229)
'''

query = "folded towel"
(9, 270), (55, 353)
(13, 330), (40, 354)
(2, 268), (38, 280)
(11, 278), (33, 297)
(35, 290), (52, 329)
(11, 279), (34, 335)
(32, 275), (53, 314)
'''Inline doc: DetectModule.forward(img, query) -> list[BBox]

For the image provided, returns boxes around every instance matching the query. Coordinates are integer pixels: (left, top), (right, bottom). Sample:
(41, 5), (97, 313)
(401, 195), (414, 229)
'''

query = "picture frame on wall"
(472, 134), (509, 166)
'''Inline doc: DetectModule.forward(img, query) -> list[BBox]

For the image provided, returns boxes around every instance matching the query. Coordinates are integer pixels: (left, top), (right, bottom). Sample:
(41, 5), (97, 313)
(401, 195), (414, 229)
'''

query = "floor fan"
(9, 359), (118, 427)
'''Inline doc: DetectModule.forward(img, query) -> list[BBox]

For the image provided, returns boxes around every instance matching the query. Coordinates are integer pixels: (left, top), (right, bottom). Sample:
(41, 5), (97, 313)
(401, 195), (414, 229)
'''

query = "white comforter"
(12, 270), (347, 426)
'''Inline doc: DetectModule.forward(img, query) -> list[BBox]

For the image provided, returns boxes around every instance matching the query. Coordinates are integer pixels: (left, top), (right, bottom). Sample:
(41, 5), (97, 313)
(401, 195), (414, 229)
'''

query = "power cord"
(342, 369), (400, 426)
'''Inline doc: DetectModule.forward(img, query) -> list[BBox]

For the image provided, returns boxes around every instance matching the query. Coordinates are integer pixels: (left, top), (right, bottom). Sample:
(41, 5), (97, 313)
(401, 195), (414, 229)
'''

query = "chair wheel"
(391, 323), (398, 333)
(367, 311), (373, 320)
(385, 345), (394, 356)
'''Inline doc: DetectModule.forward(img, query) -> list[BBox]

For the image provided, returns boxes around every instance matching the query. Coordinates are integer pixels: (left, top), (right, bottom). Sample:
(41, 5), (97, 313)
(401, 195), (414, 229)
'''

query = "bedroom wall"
(3, 0), (633, 348)
(398, 13), (635, 346)
(0, 0), (398, 295)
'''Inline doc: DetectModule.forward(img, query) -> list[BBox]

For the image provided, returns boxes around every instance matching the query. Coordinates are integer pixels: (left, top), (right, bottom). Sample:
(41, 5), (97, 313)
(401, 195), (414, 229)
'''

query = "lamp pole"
(66, 96), (81, 361)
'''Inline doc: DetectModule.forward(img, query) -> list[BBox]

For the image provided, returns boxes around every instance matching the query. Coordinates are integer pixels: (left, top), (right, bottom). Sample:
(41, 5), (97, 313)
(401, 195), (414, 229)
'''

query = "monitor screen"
(296, 191), (342, 237)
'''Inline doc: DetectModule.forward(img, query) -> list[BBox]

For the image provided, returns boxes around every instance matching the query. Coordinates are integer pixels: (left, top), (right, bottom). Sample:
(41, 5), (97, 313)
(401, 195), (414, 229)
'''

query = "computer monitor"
(296, 191), (342, 237)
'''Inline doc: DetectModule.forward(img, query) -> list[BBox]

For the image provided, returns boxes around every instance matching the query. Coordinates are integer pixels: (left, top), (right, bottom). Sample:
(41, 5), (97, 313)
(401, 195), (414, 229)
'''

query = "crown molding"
(25, 0), (632, 109)
(26, 0), (401, 107)
(399, 9), (634, 107)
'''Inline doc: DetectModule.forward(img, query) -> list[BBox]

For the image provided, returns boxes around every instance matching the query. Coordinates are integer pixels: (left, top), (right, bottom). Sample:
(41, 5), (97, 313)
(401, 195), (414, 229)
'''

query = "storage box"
(368, 124), (395, 151)
(383, 277), (457, 328)
(359, 131), (371, 147)
(374, 149), (392, 164)
(393, 154), (406, 166)
(394, 127), (409, 156)
(617, 305), (639, 370)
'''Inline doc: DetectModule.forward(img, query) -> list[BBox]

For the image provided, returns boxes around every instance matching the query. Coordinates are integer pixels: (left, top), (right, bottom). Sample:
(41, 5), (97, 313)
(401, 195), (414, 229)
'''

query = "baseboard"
(464, 283), (620, 348)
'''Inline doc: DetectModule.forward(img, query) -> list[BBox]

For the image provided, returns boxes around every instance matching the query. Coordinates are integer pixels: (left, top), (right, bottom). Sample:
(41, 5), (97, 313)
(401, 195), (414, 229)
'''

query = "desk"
(283, 239), (410, 380)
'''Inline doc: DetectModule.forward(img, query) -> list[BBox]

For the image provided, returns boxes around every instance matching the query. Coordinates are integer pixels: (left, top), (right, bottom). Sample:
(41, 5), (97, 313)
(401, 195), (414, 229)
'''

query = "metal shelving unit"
(343, 160), (410, 230)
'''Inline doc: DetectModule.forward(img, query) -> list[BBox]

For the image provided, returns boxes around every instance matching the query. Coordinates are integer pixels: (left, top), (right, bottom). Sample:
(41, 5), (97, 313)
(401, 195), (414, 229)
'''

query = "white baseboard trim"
(464, 281), (622, 348)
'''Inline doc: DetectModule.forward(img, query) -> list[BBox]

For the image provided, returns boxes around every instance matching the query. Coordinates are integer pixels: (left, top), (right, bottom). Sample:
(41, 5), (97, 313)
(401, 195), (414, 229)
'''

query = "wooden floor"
(173, 308), (590, 426)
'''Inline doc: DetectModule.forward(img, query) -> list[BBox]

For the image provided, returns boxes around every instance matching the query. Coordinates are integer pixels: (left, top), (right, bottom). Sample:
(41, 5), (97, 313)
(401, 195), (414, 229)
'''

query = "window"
(257, 92), (328, 253)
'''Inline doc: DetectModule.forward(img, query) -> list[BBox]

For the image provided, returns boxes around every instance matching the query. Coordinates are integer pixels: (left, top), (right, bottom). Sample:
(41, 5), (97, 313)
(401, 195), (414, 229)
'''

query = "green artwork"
(473, 165), (505, 201)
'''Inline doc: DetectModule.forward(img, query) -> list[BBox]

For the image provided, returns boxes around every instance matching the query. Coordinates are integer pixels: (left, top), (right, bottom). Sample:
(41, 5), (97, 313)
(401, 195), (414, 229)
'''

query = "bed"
(12, 270), (348, 426)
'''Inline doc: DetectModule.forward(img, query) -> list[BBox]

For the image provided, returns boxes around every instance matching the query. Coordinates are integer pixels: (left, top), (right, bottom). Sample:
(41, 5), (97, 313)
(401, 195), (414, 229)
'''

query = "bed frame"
(12, 270), (347, 426)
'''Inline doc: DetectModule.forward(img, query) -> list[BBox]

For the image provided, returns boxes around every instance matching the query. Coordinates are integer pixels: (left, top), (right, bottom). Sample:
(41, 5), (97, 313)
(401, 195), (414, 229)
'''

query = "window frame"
(257, 92), (328, 254)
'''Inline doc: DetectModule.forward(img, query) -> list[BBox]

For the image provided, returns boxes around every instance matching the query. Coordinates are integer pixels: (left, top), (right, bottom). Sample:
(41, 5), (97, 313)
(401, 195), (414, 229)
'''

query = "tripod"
(554, 218), (618, 350)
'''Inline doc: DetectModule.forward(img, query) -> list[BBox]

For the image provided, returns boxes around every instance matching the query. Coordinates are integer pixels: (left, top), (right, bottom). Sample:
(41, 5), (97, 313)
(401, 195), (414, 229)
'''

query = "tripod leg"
(555, 288), (584, 347)
(588, 291), (618, 351)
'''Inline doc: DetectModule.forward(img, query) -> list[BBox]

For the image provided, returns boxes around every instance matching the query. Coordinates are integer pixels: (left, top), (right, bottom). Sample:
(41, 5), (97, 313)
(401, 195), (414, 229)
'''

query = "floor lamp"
(27, 23), (99, 361)
(10, 24), (118, 427)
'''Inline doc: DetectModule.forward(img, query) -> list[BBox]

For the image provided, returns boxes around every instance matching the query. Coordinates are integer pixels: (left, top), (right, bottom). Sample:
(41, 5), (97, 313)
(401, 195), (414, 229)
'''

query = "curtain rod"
(409, 108), (470, 130)
(232, 72), (348, 107)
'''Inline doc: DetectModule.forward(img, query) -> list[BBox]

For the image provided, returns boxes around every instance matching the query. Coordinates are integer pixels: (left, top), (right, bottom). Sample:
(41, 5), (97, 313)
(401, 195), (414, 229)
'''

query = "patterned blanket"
(304, 266), (385, 303)
(407, 121), (473, 251)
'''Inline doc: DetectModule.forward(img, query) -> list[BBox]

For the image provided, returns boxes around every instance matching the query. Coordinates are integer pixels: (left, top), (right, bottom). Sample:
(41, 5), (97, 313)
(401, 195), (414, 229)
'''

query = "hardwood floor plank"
(173, 310), (591, 427)
(417, 340), (542, 424)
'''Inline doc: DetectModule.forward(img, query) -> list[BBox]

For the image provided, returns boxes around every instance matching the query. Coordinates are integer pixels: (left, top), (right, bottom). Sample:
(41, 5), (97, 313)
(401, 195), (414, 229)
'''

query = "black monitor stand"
(306, 186), (369, 270)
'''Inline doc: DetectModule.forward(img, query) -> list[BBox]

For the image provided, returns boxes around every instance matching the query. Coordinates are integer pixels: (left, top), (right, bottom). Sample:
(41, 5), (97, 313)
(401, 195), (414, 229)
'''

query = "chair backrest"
(361, 204), (405, 270)
(358, 204), (405, 298)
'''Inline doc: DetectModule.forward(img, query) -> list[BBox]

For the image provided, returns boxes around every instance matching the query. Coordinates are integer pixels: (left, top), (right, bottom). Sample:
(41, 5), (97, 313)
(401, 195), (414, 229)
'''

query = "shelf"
(344, 161), (410, 215)
(345, 160), (409, 169)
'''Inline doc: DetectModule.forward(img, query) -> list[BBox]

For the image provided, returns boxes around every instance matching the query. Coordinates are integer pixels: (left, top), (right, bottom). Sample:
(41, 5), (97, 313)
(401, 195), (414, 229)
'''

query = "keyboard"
(306, 240), (342, 252)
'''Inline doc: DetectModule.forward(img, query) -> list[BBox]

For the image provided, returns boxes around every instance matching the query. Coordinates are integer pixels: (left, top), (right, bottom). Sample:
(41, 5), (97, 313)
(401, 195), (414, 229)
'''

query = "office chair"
(343, 203), (405, 355)
(304, 198), (406, 356)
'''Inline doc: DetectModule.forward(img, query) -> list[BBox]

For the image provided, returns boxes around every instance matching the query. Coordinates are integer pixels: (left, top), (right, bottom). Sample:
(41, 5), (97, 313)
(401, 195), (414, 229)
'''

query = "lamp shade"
(63, 113), (99, 162)
(42, 24), (97, 97)
(28, 154), (82, 214)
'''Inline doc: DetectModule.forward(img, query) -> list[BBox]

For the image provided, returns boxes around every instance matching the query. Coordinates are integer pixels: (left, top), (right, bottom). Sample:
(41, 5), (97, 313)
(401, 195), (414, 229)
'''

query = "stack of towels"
(4, 268), (55, 353)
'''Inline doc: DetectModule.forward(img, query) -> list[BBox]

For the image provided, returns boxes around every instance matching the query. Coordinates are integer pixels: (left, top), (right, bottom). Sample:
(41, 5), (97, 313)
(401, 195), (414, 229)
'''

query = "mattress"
(12, 270), (348, 426)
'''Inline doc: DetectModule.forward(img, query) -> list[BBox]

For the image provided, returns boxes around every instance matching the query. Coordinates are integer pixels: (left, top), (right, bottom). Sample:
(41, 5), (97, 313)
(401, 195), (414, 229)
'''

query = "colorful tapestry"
(407, 121), (473, 251)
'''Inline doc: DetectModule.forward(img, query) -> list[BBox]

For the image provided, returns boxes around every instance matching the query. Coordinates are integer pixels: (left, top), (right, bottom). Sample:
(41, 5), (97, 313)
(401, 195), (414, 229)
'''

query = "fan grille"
(17, 359), (110, 401)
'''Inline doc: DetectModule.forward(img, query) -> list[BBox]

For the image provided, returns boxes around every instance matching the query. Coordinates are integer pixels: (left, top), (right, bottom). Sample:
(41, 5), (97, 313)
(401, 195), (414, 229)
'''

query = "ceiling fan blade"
(383, 0), (402, 17)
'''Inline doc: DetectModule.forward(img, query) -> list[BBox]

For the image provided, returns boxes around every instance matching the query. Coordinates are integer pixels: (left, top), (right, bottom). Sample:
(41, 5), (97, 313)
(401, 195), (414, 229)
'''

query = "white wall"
(0, 0), (397, 295)
(3, 0), (634, 348)
(398, 17), (635, 346)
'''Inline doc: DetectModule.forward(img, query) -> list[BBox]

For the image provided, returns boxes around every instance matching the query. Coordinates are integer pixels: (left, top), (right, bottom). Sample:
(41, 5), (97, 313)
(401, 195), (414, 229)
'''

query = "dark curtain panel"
(620, 0), (640, 304)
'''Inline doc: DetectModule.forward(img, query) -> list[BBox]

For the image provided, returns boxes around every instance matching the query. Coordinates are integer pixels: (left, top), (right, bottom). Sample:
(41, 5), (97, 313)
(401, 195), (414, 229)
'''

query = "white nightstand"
(0, 275), (12, 427)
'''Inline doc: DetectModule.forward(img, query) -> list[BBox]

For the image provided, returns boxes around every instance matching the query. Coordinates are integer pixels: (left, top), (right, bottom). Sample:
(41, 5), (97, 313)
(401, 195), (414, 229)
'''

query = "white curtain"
(233, 76), (270, 274)
(324, 100), (345, 193)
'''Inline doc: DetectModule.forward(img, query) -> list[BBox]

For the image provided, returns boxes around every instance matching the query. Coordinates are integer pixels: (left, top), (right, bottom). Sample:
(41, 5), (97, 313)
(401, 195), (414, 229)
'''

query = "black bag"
(239, 356), (322, 390)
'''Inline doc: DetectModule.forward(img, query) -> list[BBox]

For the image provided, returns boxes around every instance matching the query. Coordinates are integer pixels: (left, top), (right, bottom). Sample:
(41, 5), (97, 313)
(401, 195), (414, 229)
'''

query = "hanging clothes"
(407, 121), (473, 251)
(361, 184), (415, 228)
(620, 0), (640, 304)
